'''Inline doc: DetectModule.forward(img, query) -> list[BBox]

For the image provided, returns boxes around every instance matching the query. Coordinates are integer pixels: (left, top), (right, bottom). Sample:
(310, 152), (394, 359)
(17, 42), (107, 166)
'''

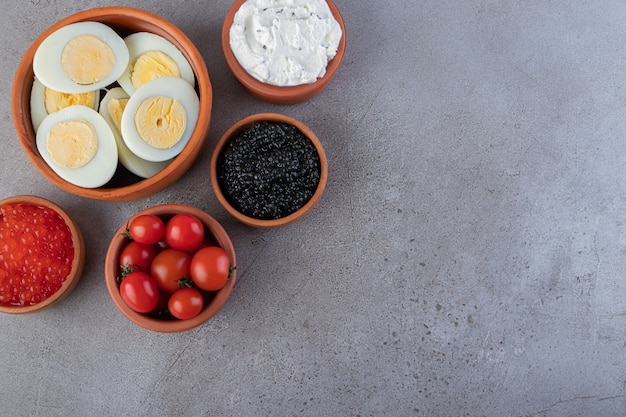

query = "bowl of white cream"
(222, 0), (346, 104)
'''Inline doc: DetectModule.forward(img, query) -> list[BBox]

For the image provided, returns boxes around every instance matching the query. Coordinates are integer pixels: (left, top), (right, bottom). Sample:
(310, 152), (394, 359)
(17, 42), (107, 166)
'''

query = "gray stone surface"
(1, 1), (626, 416)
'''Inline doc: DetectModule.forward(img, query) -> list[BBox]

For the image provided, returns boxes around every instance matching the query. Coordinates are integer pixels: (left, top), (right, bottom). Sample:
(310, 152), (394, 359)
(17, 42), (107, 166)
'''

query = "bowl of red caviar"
(210, 113), (328, 228)
(0, 195), (85, 314)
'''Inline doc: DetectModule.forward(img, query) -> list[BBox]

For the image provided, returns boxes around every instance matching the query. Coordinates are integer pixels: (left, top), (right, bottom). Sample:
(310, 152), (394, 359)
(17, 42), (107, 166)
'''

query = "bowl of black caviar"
(210, 113), (327, 228)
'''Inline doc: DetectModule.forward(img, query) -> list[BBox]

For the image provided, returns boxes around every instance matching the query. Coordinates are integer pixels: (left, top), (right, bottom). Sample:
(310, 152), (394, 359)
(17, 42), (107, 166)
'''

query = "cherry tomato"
(190, 246), (232, 291)
(164, 213), (204, 251)
(128, 214), (165, 245)
(119, 271), (159, 313)
(151, 291), (170, 318)
(119, 241), (156, 273)
(168, 287), (204, 320)
(190, 233), (219, 254)
(150, 248), (192, 294)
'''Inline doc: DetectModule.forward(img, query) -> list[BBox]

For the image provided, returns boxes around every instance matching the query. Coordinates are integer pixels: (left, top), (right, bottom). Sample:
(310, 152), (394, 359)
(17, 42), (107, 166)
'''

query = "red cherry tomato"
(190, 246), (232, 291)
(164, 213), (204, 251)
(150, 248), (192, 294)
(119, 241), (156, 273)
(128, 214), (165, 245)
(168, 287), (204, 320)
(119, 271), (159, 313)
(151, 291), (170, 318)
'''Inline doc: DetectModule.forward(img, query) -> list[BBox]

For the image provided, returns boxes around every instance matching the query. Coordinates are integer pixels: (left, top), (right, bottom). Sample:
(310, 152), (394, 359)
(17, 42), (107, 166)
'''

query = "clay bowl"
(221, 0), (346, 104)
(0, 195), (85, 314)
(105, 204), (236, 333)
(12, 6), (212, 202)
(210, 113), (328, 228)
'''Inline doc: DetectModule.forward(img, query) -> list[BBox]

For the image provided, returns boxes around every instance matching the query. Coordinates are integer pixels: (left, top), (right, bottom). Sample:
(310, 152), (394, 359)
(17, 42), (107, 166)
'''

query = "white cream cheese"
(229, 0), (342, 86)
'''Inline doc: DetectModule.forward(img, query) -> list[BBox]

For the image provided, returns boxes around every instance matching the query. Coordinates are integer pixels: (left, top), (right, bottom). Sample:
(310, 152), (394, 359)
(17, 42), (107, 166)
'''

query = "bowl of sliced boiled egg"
(12, 7), (212, 201)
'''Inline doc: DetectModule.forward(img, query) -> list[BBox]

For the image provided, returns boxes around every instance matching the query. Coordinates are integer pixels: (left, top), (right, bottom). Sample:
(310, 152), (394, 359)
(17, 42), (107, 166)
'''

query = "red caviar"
(0, 202), (74, 306)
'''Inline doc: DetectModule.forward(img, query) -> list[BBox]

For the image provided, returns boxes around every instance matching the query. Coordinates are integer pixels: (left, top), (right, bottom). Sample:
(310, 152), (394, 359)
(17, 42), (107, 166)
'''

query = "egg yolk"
(134, 96), (186, 149)
(44, 87), (96, 115)
(61, 35), (115, 85)
(107, 97), (129, 134)
(130, 50), (181, 90)
(46, 120), (98, 169)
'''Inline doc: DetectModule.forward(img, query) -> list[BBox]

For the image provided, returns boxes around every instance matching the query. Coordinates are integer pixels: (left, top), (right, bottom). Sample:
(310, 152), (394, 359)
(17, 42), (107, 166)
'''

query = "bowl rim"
(221, 0), (346, 105)
(210, 112), (328, 228)
(11, 6), (212, 202)
(0, 195), (85, 314)
(104, 204), (237, 333)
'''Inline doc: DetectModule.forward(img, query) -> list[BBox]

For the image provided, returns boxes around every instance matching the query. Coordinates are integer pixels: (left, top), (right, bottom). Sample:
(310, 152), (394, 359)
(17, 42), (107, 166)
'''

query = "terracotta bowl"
(104, 204), (236, 333)
(210, 113), (328, 228)
(221, 0), (346, 104)
(0, 195), (85, 314)
(12, 7), (212, 202)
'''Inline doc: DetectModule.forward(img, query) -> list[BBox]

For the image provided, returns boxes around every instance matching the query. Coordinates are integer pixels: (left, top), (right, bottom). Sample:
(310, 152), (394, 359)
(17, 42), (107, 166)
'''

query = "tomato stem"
(178, 276), (194, 289)
(118, 263), (141, 282)
(122, 221), (132, 239)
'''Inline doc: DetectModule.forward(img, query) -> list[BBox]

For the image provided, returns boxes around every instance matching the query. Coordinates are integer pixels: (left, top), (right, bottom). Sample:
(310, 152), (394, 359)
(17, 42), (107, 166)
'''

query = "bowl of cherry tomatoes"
(104, 204), (236, 332)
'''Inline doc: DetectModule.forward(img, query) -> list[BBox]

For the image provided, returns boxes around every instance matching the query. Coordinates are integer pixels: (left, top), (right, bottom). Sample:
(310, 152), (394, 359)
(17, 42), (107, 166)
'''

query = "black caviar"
(217, 121), (321, 220)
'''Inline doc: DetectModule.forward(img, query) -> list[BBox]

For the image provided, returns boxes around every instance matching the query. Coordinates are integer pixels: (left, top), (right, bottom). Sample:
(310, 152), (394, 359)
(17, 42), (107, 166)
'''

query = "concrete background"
(1, 1), (626, 416)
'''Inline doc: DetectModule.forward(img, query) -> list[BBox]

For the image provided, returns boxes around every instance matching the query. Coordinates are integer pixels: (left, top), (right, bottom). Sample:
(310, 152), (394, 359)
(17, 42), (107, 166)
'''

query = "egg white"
(33, 21), (129, 94)
(117, 32), (195, 96)
(30, 77), (101, 132)
(120, 77), (199, 162)
(36, 105), (118, 188)
(99, 87), (172, 178)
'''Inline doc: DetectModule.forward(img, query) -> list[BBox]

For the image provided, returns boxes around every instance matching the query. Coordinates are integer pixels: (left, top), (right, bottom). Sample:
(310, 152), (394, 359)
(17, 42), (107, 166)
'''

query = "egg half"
(99, 87), (172, 178)
(117, 32), (195, 96)
(30, 77), (100, 132)
(33, 21), (129, 94)
(36, 105), (118, 188)
(121, 76), (199, 162)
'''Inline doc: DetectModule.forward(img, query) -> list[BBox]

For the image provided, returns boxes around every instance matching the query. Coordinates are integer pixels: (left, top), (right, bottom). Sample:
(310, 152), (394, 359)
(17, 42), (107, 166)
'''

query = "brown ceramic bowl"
(104, 204), (236, 333)
(222, 0), (346, 105)
(12, 7), (212, 202)
(210, 113), (328, 228)
(0, 195), (85, 314)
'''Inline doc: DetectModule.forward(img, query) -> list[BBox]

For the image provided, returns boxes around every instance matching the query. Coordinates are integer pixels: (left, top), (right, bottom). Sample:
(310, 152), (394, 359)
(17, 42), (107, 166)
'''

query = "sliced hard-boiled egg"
(117, 32), (195, 96)
(121, 77), (199, 162)
(99, 87), (172, 178)
(36, 105), (118, 188)
(30, 77), (100, 132)
(33, 21), (129, 94)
